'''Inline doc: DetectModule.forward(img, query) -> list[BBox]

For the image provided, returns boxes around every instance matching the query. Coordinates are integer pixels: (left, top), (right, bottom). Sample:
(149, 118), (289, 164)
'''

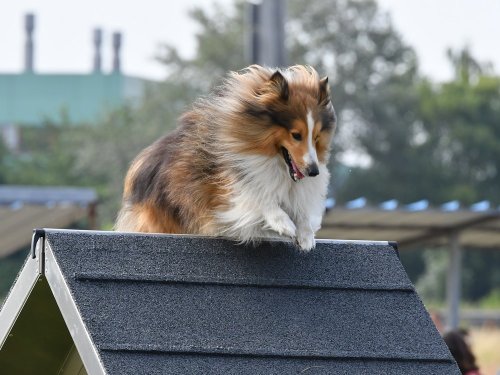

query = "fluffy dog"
(115, 65), (336, 251)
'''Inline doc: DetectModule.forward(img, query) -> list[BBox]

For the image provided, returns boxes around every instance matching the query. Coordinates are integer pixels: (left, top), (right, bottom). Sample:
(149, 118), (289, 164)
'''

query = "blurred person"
(443, 330), (482, 375)
(429, 310), (444, 333)
(458, 327), (471, 346)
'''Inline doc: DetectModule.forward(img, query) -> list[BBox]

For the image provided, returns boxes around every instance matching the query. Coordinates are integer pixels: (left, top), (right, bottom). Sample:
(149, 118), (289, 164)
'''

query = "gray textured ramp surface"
(44, 230), (460, 374)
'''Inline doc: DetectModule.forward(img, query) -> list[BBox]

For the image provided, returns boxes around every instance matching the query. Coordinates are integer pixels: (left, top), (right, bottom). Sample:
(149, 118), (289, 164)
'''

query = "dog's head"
(246, 66), (336, 181)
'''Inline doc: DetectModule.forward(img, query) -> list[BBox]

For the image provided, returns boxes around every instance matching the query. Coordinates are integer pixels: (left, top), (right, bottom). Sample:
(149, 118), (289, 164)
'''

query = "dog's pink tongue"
(291, 159), (305, 179)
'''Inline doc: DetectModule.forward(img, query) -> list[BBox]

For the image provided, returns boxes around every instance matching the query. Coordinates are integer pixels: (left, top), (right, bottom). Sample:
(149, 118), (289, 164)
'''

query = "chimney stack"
(24, 13), (35, 72)
(112, 32), (122, 74)
(93, 28), (103, 73)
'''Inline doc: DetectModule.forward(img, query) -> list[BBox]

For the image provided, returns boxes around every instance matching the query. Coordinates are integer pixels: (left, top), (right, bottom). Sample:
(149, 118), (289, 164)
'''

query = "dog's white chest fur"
(215, 154), (329, 251)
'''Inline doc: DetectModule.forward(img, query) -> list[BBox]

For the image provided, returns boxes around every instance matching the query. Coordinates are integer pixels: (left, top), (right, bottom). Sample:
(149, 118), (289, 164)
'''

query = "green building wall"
(0, 72), (149, 125)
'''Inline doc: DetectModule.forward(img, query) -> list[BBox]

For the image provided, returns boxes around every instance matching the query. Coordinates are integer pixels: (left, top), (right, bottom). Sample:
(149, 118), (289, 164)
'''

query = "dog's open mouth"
(281, 147), (305, 182)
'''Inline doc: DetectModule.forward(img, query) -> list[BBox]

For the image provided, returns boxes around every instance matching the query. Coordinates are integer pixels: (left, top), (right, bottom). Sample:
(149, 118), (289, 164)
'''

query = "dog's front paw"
(296, 230), (316, 252)
(265, 210), (296, 238)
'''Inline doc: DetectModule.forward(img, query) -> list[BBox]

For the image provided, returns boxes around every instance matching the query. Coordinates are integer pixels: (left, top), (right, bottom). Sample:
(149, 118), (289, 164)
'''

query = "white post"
(446, 232), (462, 330)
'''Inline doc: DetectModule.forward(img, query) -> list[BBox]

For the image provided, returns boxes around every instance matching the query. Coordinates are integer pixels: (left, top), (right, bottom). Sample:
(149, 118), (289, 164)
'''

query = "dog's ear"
(269, 70), (289, 102)
(318, 76), (330, 106)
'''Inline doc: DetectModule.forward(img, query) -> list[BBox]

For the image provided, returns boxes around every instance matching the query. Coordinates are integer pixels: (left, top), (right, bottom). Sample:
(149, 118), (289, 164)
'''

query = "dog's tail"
(114, 203), (137, 232)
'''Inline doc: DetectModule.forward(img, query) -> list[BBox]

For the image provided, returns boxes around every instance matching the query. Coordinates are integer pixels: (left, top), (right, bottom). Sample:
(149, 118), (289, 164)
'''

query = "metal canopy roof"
(318, 198), (500, 248)
(0, 185), (97, 258)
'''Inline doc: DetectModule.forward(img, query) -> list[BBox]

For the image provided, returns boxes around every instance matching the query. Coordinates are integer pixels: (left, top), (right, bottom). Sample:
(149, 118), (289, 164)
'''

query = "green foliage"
(399, 248), (426, 283)
(288, 0), (418, 93)
(340, 46), (500, 206)
(145, 0), (427, 221)
(69, 97), (182, 225)
(418, 71), (500, 204)
(415, 249), (448, 303)
(0, 138), (9, 184)
(2, 94), (180, 227)
(0, 249), (28, 299)
(3, 123), (89, 187)
(479, 288), (500, 309)
(461, 250), (500, 302)
(287, 0), (423, 201)
(413, 248), (500, 305)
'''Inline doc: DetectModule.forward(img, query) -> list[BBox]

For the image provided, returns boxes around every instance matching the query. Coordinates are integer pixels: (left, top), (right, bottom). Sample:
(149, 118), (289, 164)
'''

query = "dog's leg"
(290, 164), (330, 252)
(263, 206), (296, 238)
(295, 221), (316, 252)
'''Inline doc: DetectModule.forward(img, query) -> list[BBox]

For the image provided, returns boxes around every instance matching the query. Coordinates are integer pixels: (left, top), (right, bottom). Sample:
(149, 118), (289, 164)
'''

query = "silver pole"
(258, 0), (286, 67)
(446, 232), (462, 330)
(245, 2), (260, 65)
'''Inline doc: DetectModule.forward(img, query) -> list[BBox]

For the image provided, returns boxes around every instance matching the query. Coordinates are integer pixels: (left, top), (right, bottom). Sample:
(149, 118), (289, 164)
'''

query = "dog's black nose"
(307, 163), (319, 177)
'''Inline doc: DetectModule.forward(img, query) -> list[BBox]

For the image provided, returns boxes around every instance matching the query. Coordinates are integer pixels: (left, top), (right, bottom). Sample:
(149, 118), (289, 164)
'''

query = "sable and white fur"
(115, 65), (336, 251)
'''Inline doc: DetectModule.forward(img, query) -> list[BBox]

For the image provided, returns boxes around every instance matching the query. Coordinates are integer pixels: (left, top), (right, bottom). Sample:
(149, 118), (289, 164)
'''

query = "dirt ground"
(470, 327), (500, 375)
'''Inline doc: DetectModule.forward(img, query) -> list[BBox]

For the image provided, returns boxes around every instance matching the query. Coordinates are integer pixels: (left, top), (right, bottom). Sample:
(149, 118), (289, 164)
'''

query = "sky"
(1, 0), (499, 81)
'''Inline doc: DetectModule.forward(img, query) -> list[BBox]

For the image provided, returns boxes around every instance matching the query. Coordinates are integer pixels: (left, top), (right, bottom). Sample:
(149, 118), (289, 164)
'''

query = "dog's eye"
(292, 132), (302, 141)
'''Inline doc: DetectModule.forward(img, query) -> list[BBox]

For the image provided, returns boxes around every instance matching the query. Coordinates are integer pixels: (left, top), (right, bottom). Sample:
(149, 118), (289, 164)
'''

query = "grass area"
(470, 327), (500, 375)
(424, 302), (500, 314)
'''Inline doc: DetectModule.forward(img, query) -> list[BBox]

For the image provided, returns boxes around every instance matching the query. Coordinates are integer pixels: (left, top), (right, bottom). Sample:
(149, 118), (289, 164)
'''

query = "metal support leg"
(446, 232), (462, 330)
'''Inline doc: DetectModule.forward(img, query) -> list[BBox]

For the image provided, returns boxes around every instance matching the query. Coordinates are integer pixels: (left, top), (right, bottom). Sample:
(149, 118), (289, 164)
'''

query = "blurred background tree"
(419, 52), (500, 204)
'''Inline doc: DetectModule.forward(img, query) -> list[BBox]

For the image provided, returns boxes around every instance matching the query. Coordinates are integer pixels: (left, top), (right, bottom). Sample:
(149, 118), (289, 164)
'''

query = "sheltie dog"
(115, 65), (336, 251)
